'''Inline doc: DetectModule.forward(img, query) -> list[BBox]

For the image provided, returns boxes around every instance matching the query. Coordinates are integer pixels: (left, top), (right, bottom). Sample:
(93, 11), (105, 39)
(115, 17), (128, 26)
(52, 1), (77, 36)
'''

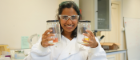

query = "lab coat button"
(55, 46), (57, 47)
(69, 53), (71, 55)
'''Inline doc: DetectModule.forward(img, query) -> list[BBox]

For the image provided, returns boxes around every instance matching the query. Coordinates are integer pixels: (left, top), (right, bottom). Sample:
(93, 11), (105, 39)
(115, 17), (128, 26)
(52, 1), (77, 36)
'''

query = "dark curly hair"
(56, 1), (82, 38)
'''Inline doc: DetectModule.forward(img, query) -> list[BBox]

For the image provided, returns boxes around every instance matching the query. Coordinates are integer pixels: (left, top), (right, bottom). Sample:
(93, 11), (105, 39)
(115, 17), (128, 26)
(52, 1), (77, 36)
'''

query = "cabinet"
(95, 0), (111, 31)
(79, 0), (111, 31)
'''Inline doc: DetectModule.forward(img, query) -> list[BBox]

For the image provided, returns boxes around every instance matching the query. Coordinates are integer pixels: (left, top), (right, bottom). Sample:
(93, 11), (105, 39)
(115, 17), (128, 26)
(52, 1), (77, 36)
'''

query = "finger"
(42, 37), (55, 43)
(83, 39), (93, 43)
(47, 38), (55, 41)
(91, 32), (95, 37)
(82, 44), (90, 46)
(42, 36), (48, 42)
(41, 41), (49, 47)
(86, 30), (94, 37)
(43, 29), (52, 35)
(47, 34), (55, 37)
(42, 34), (55, 39)
(84, 30), (95, 40)
(42, 42), (54, 47)
(42, 35), (48, 39)
(48, 44), (54, 46)
(42, 38), (47, 42)
(83, 33), (92, 39)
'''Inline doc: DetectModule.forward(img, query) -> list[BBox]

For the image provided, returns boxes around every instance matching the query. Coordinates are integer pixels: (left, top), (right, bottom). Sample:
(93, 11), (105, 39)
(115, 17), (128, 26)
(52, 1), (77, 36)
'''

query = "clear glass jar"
(77, 20), (91, 44)
(46, 20), (61, 44)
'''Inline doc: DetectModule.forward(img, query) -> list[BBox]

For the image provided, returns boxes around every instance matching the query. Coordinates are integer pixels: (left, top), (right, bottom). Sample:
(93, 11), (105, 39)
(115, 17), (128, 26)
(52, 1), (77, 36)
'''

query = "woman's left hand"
(82, 30), (98, 48)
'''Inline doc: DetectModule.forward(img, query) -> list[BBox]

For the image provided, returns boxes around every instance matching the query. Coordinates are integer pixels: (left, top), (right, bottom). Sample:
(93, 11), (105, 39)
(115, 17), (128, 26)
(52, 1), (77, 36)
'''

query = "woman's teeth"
(65, 25), (73, 28)
(67, 25), (72, 27)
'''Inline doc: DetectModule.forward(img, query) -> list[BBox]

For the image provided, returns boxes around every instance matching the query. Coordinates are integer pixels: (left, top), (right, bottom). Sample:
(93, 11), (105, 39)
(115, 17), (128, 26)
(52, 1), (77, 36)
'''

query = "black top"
(46, 20), (59, 22)
(79, 20), (91, 22)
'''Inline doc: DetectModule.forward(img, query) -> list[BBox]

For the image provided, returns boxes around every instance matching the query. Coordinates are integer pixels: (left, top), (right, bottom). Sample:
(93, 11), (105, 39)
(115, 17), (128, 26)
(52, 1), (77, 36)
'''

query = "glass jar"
(46, 20), (61, 44)
(77, 20), (91, 44)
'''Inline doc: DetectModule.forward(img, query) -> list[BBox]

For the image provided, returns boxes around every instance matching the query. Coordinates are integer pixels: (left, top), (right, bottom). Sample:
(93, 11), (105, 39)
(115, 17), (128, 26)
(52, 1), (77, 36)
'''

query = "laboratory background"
(0, 0), (140, 60)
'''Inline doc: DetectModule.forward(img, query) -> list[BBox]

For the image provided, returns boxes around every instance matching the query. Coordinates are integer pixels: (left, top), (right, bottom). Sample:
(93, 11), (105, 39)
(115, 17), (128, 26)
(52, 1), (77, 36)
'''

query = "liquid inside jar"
(83, 38), (89, 44)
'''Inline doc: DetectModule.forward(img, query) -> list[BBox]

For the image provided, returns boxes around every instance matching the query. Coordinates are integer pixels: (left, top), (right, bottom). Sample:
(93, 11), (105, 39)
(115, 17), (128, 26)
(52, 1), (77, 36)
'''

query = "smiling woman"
(59, 8), (79, 40)
(24, 1), (107, 60)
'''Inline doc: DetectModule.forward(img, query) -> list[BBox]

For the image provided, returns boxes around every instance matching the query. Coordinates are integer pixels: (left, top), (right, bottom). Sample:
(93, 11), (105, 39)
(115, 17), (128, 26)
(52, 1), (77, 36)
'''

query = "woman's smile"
(65, 25), (74, 29)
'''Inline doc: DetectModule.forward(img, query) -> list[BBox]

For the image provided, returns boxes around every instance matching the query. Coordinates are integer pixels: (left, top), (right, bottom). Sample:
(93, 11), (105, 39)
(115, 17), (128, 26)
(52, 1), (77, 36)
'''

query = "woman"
(25, 1), (107, 60)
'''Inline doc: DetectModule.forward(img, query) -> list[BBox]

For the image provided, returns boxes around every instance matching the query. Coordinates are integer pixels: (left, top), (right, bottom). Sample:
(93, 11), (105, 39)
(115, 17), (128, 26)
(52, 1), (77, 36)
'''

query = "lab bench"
(106, 50), (127, 60)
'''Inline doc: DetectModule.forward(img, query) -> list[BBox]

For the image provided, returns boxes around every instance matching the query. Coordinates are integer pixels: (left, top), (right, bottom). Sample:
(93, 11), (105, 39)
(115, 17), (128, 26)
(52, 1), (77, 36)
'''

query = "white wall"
(121, 0), (140, 49)
(123, 0), (140, 18)
(58, 0), (79, 7)
(122, 0), (140, 60)
(0, 0), (59, 49)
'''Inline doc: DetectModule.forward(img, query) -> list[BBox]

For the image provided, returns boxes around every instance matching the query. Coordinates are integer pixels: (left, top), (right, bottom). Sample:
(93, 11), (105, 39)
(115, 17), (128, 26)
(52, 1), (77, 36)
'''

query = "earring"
(62, 29), (63, 32)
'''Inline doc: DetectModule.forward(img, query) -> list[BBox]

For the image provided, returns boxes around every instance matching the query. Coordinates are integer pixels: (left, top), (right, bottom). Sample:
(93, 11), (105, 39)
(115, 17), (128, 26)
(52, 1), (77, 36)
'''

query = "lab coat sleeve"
(88, 37), (107, 60)
(24, 37), (51, 60)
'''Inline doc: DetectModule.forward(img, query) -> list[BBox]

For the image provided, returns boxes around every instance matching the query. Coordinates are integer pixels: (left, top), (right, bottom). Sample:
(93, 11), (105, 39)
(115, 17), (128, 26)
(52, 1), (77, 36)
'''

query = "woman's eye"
(71, 16), (76, 19)
(62, 16), (68, 20)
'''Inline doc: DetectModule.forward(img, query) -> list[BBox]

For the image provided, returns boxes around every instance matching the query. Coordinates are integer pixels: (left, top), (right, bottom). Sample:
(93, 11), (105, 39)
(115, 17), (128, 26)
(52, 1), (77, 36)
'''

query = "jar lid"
(79, 20), (91, 22)
(46, 20), (59, 22)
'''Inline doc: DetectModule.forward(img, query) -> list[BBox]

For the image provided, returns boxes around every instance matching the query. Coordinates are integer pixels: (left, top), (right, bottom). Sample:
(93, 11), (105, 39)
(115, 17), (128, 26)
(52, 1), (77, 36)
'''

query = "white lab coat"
(24, 35), (107, 60)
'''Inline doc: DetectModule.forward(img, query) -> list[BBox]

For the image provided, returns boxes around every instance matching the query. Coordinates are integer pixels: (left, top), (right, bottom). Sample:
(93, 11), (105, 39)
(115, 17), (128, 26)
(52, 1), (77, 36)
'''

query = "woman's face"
(59, 8), (78, 33)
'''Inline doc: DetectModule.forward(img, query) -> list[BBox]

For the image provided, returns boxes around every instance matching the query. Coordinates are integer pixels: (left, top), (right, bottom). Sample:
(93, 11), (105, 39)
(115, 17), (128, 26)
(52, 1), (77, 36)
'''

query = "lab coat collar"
(61, 35), (76, 42)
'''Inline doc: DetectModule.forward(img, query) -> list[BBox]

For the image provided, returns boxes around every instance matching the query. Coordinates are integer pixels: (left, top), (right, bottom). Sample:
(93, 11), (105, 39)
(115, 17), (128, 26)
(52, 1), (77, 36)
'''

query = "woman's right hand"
(41, 29), (55, 47)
